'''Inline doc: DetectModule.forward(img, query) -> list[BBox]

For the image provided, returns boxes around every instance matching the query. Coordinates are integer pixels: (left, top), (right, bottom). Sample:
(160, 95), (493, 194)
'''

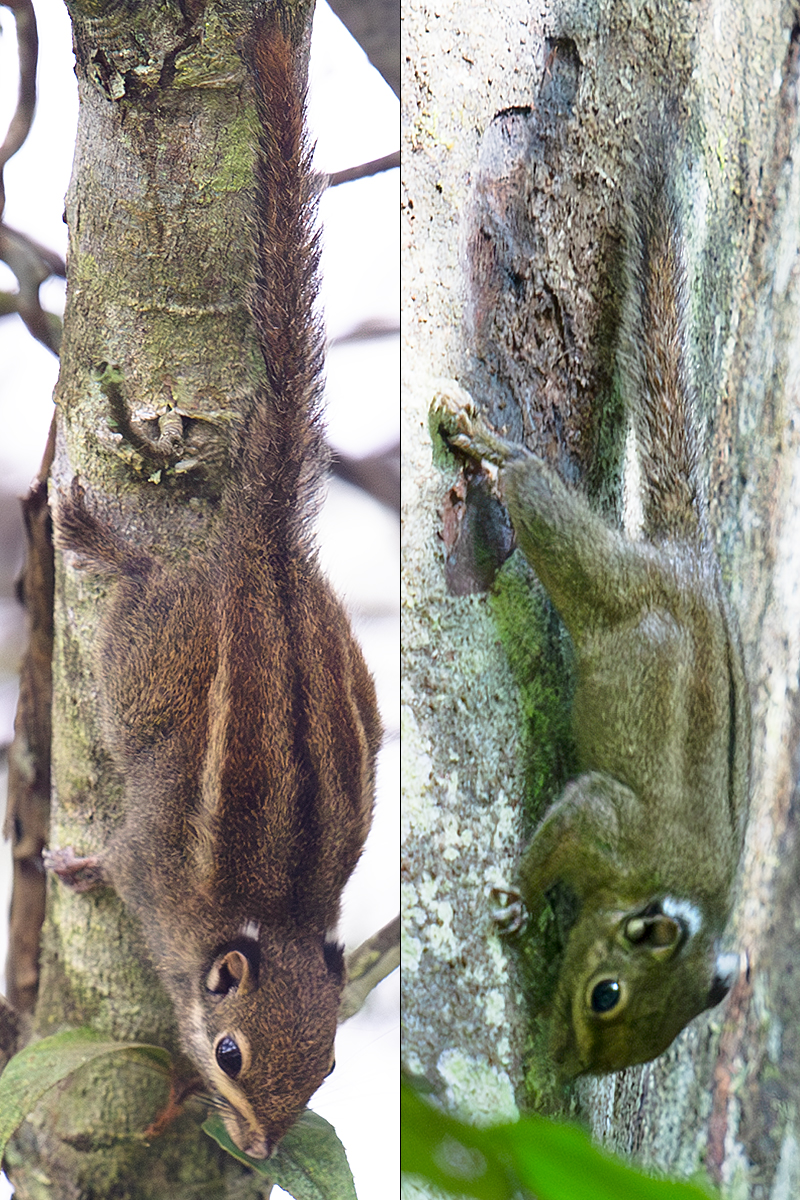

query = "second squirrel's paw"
(43, 846), (106, 893)
(430, 381), (519, 467)
(489, 884), (528, 936)
(430, 380), (479, 447)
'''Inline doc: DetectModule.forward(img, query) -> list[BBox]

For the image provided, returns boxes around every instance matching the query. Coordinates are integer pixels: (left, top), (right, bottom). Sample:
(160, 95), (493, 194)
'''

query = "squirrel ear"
(206, 949), (254, 996)
(624, 912), (683, 956)
(323, 937), (345, 983)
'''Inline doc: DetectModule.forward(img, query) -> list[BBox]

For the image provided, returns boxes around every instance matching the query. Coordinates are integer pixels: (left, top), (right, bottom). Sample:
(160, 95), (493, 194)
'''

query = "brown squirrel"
(44, 11), (382, 1159)
(433, 168), (750, 1077)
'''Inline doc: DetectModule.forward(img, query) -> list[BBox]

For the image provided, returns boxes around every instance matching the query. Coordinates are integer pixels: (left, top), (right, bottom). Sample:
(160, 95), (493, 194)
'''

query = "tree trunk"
(401, 0), (800, 1192)
(5, 2), (321, 1195)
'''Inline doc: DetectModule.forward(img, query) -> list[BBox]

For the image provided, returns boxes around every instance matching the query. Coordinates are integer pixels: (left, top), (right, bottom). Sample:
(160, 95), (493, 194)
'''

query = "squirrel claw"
(142, 1074), (204, 1142)
(431, 382), (481, 448)
(446, 431), (480, 454)
(43, 846), (105, 893)
(431, 381), (517, 467)
(489, 885), (528, 936)
(431, 380), (478, 427)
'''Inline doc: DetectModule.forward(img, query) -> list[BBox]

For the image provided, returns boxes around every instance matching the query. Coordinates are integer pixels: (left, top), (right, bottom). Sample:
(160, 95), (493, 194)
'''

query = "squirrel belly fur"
(47, 12), (382, 1159)
(434, 163), (750, 1078)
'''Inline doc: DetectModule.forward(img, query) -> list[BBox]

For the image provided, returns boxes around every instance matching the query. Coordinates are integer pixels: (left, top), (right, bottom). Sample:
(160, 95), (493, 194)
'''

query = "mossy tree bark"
(5, 2), (316, 1196)
(402, 0), (800, 1193)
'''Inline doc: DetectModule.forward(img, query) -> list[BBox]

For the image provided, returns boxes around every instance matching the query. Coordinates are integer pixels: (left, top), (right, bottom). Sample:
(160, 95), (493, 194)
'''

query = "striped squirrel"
(433, 166), (749, 1077)
(45, 10), (381, 1157)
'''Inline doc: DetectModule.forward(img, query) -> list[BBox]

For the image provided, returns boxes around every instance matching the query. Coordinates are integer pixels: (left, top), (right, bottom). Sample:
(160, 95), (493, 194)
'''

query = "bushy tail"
(618, 162), (704, 541)
(238, 13), (327, 543)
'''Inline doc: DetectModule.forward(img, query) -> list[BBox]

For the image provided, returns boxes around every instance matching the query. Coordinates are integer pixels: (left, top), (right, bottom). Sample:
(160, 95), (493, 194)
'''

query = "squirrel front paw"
(431, 380), (493, 461)
(431, 380), (518, 468)
(489, 884), (528, 936)
(431, 380), (478, 440)
(43, 846), (106, 893)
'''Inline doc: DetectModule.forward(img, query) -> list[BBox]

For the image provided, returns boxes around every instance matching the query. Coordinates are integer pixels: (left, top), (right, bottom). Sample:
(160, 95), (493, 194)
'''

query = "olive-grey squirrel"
(433, 166), (749, 1077)
(45, 11), (382, 1157)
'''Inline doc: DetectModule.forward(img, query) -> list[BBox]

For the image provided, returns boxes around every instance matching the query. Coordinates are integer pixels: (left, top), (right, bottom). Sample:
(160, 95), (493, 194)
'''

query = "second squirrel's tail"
(236, 12), (327, 546)
(618, 164), (705, 542)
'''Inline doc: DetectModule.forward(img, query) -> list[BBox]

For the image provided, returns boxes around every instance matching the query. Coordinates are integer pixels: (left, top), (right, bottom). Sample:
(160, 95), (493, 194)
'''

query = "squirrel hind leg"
(43, 845), (107, 893)
(54, 479), (147, 576)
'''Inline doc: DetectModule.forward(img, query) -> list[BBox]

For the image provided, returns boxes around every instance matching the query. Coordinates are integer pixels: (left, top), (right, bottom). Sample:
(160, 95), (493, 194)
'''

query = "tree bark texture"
(402, 0), (800, 1194)
(5, 2), (316, 1195)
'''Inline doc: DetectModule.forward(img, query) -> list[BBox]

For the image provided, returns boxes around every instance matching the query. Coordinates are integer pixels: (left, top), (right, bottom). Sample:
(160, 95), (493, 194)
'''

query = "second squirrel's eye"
(590, 979), (622, 1014)
(215, 1035), (243, 1078)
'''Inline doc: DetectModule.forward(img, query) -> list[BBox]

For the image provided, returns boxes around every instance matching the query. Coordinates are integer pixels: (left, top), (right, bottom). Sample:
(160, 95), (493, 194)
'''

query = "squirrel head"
(549, 897), (740, 1077)
(180, 924), (344, 1158)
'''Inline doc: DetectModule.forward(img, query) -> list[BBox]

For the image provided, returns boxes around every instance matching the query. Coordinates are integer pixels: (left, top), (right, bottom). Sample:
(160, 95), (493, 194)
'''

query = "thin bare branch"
(0, 0), (39, 218)
(331, 441), (400, 512)
(329, 318), (399, 345)
(0, 224), (65, 354)
(327, 148), (399, 187)
(339, 914), (400, 1021)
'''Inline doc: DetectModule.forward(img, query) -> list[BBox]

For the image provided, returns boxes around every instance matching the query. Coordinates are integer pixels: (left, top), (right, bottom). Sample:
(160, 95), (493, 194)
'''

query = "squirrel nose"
(240, 1133), (271, 1160)
(225, 1115), (271, 1160)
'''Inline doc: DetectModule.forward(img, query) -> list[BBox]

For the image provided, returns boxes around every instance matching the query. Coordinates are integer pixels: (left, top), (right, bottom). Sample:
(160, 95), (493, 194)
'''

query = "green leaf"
(401, 1084), (516, 1200)
(202, 1109), (357, 1200)
(401, 1081), (717, 1200)
(0, 1027), (171, 1160)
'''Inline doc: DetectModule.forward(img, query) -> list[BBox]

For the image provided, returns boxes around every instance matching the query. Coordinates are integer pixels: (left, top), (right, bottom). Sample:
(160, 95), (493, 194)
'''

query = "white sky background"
(0, 1), (399, 1196)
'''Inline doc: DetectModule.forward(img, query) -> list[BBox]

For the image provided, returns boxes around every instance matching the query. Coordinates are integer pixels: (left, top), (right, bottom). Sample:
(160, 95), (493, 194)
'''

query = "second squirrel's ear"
(206, 950), (254, 996)
(623, 912), (684, 957)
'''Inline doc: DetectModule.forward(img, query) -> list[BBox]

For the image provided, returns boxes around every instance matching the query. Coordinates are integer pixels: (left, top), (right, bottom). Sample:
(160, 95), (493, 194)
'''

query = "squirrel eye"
(215, 1035), (243, 1078)
(590, 979), (622, 1014)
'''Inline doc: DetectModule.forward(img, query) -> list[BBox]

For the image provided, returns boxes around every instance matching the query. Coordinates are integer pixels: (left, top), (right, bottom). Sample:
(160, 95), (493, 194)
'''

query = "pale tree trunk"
(4, 1), (318, 1195)
(401, 0), (800, 1193)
